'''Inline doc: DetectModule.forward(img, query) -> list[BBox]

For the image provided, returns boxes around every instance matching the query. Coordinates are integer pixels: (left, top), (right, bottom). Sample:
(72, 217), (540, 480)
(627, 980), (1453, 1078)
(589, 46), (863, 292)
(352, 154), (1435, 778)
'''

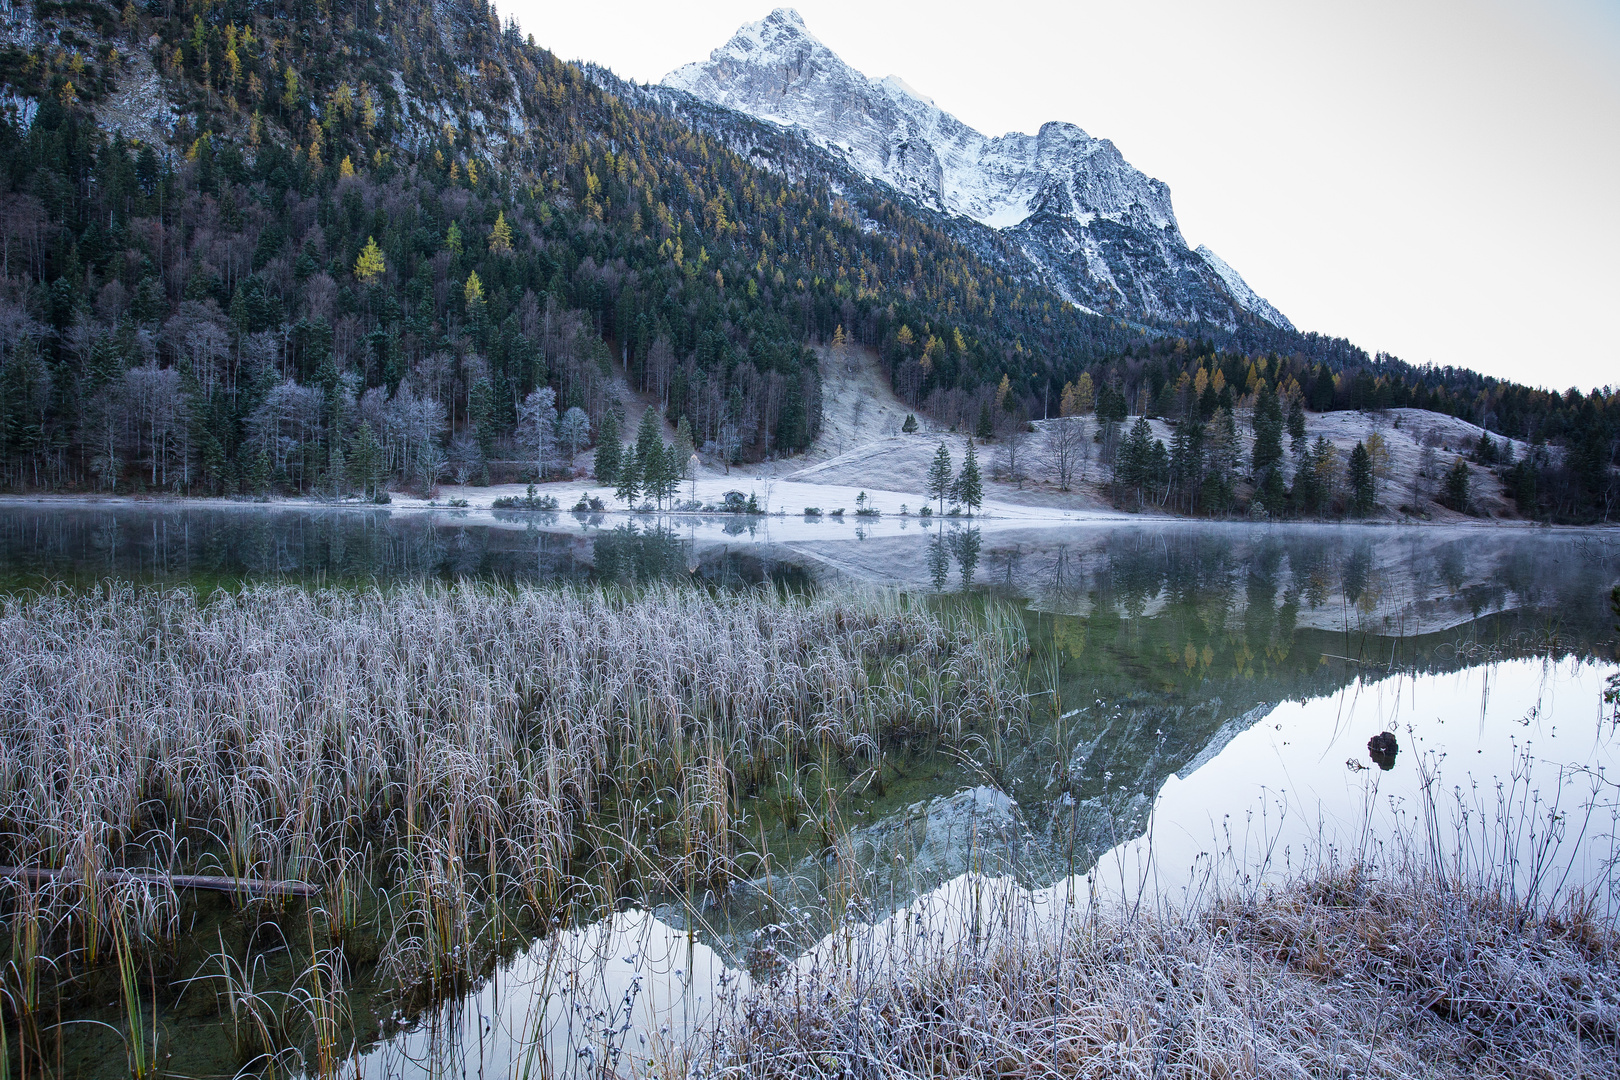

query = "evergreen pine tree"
(649, 442), (680, 507)
(468, 377), (495, 484)
(1507, 458), (1539, 517)
(975, 401), (995, 441)
(1285, 392), (1307, 455)
(1169, 420), (1204, 513)
(1292, 444), (1321, 516)
(958, 440), (983, 515)
(633, 409), (665, 505)
(329, 438), (347, 499)
(634, 408), (663, 473)
(614, 444), (641, 506)
(902, 413), (918, 434)
(1115, 416), (1154, 505)
(672, 415), (696, 499)
(1349, 441), (1375, 516)
(247, 446), (272, 496)
(1251, 383), (1288, 516)
(1442, 456), (1471, 513)
(1201, 407), (1237, 515)
(926, 442), (954, 516)
(1251, 382), (1284, 477)
(1146, 439), (1170, 501)
(1257, 466), (1288, 516)
(594, 411), (622, 485)
(1310, 436), (1340, 513)
(1096, 383), (1128, 426)
(351, 424), (380, 500)
(1096, 383), (1128, 464)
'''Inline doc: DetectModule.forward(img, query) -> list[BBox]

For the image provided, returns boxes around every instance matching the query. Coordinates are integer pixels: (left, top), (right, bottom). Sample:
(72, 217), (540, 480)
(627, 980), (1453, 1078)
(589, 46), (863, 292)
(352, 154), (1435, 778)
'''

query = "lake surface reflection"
(346, 655), (1617, 1080)
(1, 503), (1616, 1076)
(0, 503), (1613, 635)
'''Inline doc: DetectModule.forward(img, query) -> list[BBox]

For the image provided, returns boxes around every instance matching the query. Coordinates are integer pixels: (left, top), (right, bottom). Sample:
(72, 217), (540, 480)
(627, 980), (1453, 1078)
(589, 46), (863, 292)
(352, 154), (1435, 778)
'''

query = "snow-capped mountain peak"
(664, 11), (1294, 332)
(877, 74), (935, 108)
(706, 7), (823, 63)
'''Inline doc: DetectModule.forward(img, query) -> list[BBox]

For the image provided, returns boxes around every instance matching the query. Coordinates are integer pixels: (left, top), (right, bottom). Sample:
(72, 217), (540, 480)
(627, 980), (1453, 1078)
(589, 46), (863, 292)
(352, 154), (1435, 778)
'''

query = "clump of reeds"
(0, 581), (1026, 1065)
(707, 858), (1619, 1080)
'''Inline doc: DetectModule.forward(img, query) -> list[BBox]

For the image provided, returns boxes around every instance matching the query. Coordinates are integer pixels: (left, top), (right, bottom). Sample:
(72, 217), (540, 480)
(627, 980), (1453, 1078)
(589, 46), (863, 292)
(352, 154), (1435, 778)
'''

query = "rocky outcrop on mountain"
(666, 9), (1294, 332)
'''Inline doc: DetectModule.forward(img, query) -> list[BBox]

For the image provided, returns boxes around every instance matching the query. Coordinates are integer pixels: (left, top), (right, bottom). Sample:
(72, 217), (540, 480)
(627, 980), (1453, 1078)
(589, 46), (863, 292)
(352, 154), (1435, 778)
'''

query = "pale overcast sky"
(502, 0), (1619, 392)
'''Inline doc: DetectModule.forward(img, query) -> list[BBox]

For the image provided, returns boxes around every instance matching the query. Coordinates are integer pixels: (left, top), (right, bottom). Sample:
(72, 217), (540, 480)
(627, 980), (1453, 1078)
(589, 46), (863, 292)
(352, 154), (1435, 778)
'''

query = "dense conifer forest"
(0, 0), (1613, 519)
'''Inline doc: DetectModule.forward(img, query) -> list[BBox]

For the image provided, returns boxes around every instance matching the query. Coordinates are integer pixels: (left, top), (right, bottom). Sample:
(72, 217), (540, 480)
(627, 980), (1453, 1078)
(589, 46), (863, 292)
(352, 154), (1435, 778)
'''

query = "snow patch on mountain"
(665, 8), (1294, 332)
(877, 75), (935, 108)
(1195, 246), (1295, 333)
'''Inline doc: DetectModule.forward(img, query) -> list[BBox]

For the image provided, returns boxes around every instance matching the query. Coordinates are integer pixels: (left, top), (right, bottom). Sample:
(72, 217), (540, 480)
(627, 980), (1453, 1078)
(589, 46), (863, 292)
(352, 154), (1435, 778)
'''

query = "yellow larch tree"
(488, 211), (513, 255)
(354, 237), (386, 283)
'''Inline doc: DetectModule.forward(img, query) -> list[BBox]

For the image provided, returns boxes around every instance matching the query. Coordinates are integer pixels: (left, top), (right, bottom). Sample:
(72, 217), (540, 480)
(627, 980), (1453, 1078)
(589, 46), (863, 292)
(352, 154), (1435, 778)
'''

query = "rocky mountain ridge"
(665, 8), (1294, 333)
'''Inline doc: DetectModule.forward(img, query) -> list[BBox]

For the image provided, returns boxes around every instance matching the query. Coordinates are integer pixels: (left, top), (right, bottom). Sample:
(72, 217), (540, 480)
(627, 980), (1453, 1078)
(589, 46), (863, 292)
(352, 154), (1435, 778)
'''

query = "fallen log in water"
(0, 866), (320, 899)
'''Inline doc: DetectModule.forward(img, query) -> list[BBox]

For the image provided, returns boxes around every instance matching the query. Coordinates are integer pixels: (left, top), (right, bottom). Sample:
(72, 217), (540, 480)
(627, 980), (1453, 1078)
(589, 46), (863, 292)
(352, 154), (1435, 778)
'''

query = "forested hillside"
(1043, 338), (1617, 522)
(0, 0), (1140, 496)
(0, 0), (1613, 519)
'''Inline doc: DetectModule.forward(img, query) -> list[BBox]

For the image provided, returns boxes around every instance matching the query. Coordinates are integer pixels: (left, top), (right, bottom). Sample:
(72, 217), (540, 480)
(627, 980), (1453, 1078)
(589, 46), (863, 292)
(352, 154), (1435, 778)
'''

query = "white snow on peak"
(664, 11), (1295, 332)
(877, 74), (935, 108)
(665, 12), (1163, 234)
(676, 8), (821, 73)
(662, 12), (1181, 235)
(1195, 246), (1296, 332)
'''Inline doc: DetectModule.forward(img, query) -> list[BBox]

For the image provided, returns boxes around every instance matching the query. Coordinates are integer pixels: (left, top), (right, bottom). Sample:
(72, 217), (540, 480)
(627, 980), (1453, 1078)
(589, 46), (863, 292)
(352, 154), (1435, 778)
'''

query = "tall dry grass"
(711, 858), (1619, 1080)
(698, 726), (1620, 1080)
(0, 582), (1026, 1069)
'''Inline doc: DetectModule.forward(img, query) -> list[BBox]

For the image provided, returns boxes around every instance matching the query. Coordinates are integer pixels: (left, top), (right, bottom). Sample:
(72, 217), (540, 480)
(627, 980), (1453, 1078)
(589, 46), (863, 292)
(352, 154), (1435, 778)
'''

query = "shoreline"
(0, 482), (1589, 532)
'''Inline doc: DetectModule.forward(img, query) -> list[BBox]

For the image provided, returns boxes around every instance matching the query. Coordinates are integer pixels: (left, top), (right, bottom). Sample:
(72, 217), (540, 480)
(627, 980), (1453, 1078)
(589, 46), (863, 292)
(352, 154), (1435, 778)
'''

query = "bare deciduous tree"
(0, 298), (43, 368)
(387, 381), (449, 493)
(449, 432), (482, 485)
(164, 301), (234, 398)
(644, 335), (676, 406)
(249, 379), (327, 485)
(1039, 416), (1089, 491)
(557, 406), (591, 467)
(122, 364), (185, 489)
(996, 425), (1030, 489)
(0, 193), (46, 279)
(517, 386), (559, 480)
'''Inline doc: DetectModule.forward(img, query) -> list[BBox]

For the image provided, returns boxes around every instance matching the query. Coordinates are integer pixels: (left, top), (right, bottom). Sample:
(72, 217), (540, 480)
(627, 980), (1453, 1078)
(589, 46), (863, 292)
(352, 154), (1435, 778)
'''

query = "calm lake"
(1, 502), (1616, 1076)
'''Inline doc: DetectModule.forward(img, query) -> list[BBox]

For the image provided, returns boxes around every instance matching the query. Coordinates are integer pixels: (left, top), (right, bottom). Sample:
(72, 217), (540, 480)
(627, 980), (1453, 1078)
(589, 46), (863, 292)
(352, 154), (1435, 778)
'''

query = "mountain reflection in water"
(1, 505), (1616, 1077)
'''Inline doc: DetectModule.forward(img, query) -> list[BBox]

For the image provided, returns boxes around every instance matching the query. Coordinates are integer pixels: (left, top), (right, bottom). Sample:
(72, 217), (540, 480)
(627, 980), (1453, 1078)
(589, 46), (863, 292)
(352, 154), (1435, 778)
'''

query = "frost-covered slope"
(665, 9), (1294, 332)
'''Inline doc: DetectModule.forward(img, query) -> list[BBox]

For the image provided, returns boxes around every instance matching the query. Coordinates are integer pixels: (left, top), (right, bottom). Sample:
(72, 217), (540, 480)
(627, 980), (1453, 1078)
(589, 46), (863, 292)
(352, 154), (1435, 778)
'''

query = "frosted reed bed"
(0, 582), (1027, 1073)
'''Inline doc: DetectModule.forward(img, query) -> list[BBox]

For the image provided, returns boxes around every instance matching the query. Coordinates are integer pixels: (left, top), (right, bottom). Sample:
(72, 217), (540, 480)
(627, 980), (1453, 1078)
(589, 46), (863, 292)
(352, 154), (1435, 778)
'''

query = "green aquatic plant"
(110, 909), (156, 1080)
